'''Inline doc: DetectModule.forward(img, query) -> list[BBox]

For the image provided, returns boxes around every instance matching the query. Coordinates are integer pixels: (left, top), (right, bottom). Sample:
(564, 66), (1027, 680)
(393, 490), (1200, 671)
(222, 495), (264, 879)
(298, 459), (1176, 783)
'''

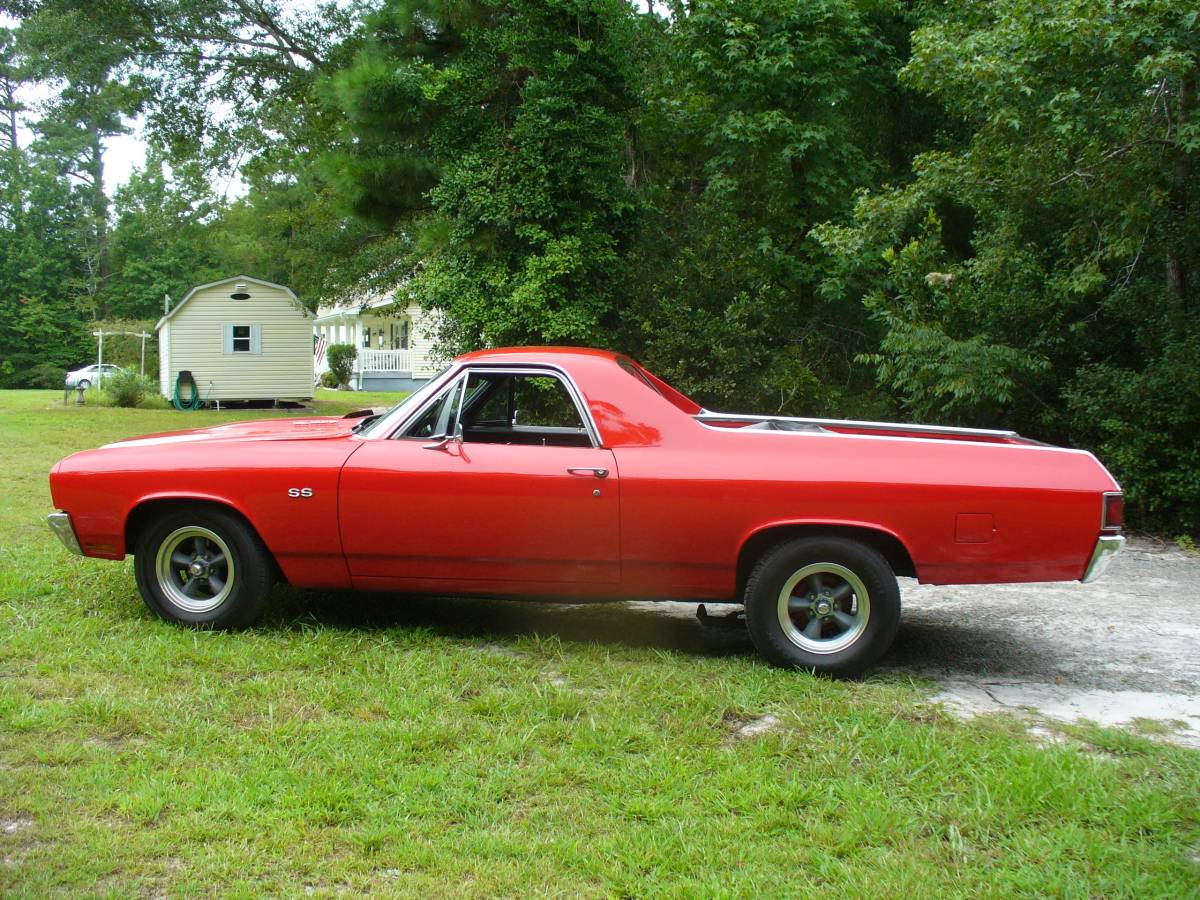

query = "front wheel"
(77, 379), (90, 390)
(134, 507), (273, 628)
(743, 536), (901, 676)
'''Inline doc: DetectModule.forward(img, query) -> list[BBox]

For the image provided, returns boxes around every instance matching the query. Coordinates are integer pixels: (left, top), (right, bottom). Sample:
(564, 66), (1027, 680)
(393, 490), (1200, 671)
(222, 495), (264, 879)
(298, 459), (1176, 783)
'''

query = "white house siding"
(157, 322), (171, 398)
(161, 281), (313, 401)
(408, 305), (442, 379)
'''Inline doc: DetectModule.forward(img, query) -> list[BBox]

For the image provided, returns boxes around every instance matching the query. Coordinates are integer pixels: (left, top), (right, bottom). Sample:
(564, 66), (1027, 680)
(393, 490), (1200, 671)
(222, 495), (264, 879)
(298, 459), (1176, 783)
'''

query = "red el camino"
(47, 347), (1124, 675)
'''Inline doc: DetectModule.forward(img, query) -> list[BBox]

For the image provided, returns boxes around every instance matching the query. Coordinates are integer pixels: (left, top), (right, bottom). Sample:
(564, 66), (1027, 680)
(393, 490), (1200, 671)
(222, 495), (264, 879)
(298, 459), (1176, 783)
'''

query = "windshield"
(358, 366), (453, 438)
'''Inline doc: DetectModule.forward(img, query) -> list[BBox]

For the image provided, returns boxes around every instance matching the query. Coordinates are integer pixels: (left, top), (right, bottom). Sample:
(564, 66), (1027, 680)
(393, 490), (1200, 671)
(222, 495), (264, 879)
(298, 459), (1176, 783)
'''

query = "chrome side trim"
(695, 409), (1019, 439)
(47, 512), (83, 556)
(1081, 534), (1124, 583)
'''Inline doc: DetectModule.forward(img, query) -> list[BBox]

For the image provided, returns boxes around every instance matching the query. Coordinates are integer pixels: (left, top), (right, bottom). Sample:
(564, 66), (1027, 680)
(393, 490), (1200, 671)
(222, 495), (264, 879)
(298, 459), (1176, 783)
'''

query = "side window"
(511, 376), (585, 429)
(459, 372), (590, 446)
(396, 370), (590, 446)
(465, 374), (511, 426)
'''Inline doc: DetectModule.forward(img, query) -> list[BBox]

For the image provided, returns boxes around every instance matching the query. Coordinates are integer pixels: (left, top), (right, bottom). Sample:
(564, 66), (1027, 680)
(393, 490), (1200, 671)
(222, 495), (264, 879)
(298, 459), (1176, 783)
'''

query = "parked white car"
(65, 364), (125, 389)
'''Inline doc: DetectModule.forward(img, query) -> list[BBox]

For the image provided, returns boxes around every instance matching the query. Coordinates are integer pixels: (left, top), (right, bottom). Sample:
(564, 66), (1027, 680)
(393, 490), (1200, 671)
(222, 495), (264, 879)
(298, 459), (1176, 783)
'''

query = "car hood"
(102, 416), (360, 448)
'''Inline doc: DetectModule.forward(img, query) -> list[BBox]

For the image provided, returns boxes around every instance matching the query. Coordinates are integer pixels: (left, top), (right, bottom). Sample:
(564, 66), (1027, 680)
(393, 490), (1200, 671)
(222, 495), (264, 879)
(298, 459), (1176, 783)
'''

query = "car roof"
(453, 346), (622, 367)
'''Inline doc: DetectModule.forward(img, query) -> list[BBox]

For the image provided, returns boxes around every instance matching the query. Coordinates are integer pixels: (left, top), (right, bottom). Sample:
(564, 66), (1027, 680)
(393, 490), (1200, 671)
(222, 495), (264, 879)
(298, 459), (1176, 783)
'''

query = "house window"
(400, 320), (410, 350)
(232, 325), (251, 352)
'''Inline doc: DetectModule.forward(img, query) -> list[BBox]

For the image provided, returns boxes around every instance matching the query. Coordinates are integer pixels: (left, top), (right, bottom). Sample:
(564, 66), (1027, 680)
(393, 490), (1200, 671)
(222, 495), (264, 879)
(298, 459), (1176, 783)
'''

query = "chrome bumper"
(1081, 534), (1124, 583)
(47, 512), (84, 556)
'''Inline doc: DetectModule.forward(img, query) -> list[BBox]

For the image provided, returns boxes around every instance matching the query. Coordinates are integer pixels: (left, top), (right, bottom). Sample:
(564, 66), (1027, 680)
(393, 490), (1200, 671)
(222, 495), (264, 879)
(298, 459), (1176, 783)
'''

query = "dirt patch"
(932, 680), (1200, 748)
(0, 815), (32, 835)
(470, 642), (525, 658)
(722, 711), (781, 743)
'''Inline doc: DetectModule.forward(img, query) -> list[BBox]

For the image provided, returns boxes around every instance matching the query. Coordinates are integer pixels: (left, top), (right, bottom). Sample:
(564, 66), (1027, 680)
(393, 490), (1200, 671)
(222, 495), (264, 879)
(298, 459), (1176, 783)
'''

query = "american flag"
(314, 334), (327, 366)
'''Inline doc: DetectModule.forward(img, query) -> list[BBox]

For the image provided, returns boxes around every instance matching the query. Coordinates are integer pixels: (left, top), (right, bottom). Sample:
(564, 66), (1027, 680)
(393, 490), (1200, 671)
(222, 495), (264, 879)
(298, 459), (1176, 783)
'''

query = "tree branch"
(1046, 138), (1174, 189)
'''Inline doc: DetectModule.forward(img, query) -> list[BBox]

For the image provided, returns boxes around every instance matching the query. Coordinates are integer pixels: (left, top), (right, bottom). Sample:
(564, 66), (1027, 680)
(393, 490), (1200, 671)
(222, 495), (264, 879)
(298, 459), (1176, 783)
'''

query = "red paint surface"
(49, 348), (1122, 598)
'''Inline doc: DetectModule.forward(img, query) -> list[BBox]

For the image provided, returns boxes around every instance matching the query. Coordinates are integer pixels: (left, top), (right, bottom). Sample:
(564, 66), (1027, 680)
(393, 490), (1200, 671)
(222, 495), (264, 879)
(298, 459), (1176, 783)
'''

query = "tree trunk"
(87, 120), (110, 319)
(0, 72), (20, 227)
(1166, 73), (1192, 305)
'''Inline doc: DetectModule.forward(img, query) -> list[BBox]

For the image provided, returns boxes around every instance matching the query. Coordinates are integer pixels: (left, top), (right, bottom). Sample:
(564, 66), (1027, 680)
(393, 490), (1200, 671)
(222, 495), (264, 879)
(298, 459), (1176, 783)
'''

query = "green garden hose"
(172, 370), (209, 411)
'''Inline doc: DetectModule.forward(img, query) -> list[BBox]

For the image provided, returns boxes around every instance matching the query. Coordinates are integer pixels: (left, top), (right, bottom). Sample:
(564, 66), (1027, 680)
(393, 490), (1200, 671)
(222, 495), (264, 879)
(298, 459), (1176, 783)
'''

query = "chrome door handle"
(567, 467), (608, 479)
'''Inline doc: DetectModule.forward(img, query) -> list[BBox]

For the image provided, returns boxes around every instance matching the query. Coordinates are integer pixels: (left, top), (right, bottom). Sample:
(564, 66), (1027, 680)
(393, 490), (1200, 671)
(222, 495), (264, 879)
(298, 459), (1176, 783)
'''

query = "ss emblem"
(287, 488), (314, 498)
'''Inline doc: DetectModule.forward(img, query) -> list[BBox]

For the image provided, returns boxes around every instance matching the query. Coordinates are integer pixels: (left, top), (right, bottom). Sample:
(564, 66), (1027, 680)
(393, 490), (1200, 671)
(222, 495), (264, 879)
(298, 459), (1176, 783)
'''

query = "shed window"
(222, 324), (261, 354)
(232, 325), (251, 352)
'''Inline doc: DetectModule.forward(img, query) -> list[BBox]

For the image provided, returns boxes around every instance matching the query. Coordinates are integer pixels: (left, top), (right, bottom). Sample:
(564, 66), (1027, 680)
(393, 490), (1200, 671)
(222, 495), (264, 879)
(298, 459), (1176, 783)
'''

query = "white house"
(313, 290), (441, 391)
(156, 275), (314, 403)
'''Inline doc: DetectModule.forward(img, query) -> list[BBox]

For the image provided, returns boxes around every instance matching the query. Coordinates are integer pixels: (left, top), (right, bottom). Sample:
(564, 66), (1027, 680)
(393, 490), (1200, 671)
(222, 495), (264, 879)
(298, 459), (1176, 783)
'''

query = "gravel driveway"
(319, 537), (1200, 747)
(888, 537), (1200, 747)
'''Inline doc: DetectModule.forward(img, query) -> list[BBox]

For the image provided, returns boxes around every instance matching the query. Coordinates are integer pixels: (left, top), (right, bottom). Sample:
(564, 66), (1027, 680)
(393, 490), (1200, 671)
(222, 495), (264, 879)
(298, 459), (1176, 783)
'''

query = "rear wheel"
(134, 507), (272, 628)
(743, 536), (901, 676)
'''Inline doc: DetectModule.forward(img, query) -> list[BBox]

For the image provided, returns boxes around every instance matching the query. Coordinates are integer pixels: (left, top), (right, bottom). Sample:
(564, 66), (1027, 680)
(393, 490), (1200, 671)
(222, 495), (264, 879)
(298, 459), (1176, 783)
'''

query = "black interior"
(462, 425), (591, 447)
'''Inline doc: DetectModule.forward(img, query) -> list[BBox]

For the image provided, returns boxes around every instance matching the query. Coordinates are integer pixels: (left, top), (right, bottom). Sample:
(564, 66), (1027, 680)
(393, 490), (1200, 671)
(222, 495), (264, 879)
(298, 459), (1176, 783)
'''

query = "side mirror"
(422, 419), (464, 451)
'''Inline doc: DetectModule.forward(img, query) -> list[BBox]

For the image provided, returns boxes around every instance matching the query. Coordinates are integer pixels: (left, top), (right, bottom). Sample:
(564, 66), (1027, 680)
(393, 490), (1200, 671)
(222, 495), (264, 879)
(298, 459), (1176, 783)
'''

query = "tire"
(133, 507), (273, 628)
(78, 379), (90, 389)
(743, 536), (901, 677)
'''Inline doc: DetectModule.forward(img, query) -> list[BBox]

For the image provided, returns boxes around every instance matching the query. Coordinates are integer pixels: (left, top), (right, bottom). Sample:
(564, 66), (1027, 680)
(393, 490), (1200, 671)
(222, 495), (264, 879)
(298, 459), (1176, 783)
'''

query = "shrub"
(25, 363), (68, 389)
(320, 370), (339, 389)
(326, 344), (357, 388)
(103, 370), (154, 408)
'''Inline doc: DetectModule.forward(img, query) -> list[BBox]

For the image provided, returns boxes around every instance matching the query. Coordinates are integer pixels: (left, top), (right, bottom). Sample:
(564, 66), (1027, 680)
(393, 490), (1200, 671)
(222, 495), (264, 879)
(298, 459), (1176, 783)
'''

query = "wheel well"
(124, 498), (285, 582)
(735, 524), (917, 598)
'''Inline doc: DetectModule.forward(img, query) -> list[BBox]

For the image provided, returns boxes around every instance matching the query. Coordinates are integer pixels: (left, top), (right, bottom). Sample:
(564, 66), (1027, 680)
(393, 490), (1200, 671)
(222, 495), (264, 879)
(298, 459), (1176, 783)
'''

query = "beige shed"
(156, 275), (314, 403)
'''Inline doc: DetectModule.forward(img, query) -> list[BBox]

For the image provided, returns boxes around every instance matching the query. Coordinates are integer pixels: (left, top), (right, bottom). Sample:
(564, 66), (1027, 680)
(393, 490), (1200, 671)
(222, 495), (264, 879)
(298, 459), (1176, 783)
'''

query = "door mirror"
(423, 417), (464, 451)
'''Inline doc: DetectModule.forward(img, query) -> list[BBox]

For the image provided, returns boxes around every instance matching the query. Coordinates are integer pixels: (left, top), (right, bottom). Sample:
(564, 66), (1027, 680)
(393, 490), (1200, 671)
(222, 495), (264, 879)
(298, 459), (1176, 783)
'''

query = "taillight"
(1102, 492), (1124, 531)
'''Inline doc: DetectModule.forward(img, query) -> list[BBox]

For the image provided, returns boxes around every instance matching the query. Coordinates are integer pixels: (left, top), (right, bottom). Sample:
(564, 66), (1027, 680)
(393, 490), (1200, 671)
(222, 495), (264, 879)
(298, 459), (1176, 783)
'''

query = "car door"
(338, 367), (620, 586)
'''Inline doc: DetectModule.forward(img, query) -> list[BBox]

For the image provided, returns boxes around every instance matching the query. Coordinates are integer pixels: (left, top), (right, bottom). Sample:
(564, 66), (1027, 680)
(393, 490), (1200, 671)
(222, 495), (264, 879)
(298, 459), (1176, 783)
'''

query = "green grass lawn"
(1, 389), (1197, 896)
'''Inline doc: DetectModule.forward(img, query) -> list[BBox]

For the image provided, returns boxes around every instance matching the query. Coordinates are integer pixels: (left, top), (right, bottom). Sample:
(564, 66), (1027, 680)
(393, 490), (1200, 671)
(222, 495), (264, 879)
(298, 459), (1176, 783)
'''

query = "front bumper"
(47, 512), (84, 556)
(1081, 534), (1124, 583)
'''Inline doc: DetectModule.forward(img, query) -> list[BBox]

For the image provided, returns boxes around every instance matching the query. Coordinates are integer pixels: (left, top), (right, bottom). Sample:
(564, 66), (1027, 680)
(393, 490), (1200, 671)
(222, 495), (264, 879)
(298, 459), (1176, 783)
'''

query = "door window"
(396, 369), (592, 447)
(460, 372), (591, 447)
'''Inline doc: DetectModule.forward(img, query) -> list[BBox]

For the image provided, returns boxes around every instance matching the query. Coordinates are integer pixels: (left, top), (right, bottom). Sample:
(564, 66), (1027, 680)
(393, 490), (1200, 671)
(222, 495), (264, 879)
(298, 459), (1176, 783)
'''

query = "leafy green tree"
(817, 0), (1199, 530)
(105, 158), (227, 320)
(14, 2), (145, 318)
(621, 0), (940, 415)
(322, 0), (643, 349)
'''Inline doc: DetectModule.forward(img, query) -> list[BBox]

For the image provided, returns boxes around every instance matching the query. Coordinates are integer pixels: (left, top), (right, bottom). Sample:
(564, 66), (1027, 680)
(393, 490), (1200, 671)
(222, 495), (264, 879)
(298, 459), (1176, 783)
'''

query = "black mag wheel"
(133, 507), (272, 629)
(743, 536), (901, 677)
(154, 526), (235, 614)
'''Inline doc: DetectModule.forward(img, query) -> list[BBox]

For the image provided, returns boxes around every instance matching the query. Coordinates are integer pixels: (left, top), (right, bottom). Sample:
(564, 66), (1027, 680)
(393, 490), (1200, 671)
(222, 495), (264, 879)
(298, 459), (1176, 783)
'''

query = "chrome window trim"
(1101, 490), (1123, 532)
(368, 363), (463, 439)
(382, 362), (603, 448)
(695, 409), (1019, 439)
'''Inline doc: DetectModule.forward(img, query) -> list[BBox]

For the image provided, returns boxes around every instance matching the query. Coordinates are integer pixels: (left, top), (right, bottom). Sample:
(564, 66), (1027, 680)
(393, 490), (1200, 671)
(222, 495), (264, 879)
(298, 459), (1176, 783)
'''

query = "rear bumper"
(1081, 534), (1124, 583)
(47, 512), (84, 556)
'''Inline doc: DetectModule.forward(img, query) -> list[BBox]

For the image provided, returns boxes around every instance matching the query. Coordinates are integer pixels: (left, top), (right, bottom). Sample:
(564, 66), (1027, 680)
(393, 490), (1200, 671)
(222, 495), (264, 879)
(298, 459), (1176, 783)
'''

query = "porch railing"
(358, 348), (411, 373)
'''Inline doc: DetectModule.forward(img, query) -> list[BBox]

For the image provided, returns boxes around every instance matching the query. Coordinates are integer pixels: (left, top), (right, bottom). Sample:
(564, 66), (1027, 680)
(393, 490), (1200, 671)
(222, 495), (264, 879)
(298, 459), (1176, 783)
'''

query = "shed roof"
(155, 275), (311, 331)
